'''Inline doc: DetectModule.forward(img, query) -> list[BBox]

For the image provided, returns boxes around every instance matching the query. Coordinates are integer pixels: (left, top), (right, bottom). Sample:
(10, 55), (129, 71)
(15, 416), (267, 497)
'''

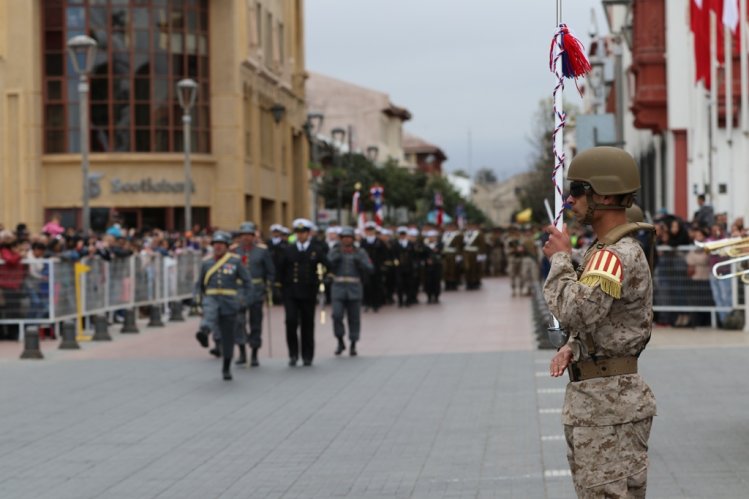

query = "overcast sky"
(306, 0), (607, 181)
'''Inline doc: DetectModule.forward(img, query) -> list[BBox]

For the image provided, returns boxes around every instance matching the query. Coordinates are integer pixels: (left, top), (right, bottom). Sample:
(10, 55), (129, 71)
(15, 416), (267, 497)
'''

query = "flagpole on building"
(709, 9), (718, 202)
(741, 0), (749, 133)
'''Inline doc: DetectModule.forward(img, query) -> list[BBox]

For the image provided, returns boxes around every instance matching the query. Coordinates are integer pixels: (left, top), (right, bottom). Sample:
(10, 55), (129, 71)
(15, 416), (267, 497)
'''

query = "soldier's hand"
(543, 223), (572, 259)
(550, 345), (573, 377)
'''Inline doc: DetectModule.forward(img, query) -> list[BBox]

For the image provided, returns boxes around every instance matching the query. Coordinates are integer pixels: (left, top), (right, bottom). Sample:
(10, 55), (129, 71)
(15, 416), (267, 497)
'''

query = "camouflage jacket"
(544, 235), (657, 426)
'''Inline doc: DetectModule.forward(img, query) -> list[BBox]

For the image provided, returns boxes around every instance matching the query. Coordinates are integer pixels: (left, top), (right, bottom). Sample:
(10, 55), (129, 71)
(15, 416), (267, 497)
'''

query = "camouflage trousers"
(564, 418), (652, 498)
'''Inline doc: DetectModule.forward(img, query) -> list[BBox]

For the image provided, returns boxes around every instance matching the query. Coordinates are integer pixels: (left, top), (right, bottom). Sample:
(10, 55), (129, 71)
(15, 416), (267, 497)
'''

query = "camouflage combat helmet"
(567, 146), (640, 197)
(211, 230), (233, 245)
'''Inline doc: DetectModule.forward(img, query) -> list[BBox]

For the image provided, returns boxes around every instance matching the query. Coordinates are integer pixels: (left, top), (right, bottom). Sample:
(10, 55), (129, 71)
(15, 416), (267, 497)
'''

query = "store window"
(42, 0), (210, 154)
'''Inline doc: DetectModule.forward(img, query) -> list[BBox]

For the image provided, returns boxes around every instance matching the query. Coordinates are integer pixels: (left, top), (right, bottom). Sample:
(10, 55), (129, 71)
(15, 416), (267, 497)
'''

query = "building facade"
(306, 72), (411, 166)
(0, 0), (309, 234)
(402, 132), (446, 175)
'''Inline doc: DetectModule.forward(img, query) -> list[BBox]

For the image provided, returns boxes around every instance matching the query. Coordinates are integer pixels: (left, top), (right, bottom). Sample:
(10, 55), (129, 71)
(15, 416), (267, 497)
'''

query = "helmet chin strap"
(580, 192), (629, 225)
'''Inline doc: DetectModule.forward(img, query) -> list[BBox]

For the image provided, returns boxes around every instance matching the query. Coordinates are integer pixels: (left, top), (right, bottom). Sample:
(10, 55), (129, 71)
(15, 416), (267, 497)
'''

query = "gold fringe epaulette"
(580, 249), (623, 299)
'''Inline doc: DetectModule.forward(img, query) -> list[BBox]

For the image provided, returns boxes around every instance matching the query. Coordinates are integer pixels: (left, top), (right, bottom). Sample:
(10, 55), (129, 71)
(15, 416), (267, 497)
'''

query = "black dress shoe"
(350, 343), (357, 356)
(209, 347), (221, 358)
(196, 329), (208, 348)
(302, 359), (312, 366)
(223, 370), (232, 381)
(335, 339), (345, 356)
(250, 349), (259, 367)
(289, 357), (298, 367)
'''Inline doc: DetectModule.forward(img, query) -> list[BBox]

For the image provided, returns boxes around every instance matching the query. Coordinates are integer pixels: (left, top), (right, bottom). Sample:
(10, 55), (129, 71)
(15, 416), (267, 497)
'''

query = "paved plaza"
(1, 277), (748, 498)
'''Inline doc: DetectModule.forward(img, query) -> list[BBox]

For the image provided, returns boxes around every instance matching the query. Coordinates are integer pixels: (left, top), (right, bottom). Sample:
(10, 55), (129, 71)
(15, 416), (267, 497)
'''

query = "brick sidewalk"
(1, 278), (748, 498)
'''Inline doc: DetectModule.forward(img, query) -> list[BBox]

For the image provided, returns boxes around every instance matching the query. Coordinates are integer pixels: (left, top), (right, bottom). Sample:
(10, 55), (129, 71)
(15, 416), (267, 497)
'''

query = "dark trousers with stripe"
(284, 297), (315, 362)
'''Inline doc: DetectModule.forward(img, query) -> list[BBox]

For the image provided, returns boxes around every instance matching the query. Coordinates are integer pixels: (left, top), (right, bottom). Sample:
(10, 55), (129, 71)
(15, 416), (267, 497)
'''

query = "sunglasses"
(568, 181), (592, 198)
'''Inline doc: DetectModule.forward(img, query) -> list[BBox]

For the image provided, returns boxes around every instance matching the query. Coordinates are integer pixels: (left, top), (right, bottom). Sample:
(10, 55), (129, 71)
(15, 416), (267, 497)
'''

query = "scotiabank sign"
(110, 178), (195, 194)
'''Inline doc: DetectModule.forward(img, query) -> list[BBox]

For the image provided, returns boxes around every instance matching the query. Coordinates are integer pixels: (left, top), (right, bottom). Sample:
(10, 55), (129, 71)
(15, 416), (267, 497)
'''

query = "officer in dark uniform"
(380, 228), (396, 305)
(195, 231), (252, 380)
(392, 226), (415, 307)
(267, 224), (287, 305)
(423, 229), (443, 303)
(360, 222), (387, 312)
(441, 223), (463, 290)
(462, 223), (487, 290)
(277, 218), (328, 366)
(407, 228), (424, 305)
(234, 221), (275, 367)
(327, 226), (374, 356)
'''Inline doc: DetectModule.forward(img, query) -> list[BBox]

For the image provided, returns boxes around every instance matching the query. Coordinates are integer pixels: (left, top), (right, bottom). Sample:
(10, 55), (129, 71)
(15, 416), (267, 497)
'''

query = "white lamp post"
(66, 35), (97, 235)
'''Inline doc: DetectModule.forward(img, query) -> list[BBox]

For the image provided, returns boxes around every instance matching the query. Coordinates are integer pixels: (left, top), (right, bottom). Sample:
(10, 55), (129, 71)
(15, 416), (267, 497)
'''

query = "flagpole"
(726, 23), (734, 144)
(550, 0), (564, 333)
(709, 9), (718, 202)
(741, 0), (749, 133)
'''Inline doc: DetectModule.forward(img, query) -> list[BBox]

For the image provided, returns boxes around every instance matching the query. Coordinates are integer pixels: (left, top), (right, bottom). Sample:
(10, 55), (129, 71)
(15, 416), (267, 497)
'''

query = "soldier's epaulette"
(579, 248), (623, 299)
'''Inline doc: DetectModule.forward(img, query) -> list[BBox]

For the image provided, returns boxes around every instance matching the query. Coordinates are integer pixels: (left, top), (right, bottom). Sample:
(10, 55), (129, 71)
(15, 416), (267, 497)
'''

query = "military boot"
(335, 338), (346, 356)
(222, 358), (232, 381)
(250, 348), (260, 367)
(235, 345), (247, 365)
(195, 327), (209, 348)
(209, 339), (221, 358)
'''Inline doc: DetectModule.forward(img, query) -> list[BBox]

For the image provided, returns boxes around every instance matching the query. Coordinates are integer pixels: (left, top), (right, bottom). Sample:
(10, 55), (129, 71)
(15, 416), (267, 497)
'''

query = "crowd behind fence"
(0, 251), (202, 339)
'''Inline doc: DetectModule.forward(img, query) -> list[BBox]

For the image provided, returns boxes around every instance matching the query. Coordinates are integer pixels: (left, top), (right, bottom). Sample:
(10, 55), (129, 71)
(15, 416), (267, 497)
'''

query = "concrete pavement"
(0, 277), (748, 498)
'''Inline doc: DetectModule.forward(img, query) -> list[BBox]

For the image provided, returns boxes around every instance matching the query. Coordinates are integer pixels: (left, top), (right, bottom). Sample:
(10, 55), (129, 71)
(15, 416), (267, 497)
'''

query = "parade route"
(1, 277), (748, 498)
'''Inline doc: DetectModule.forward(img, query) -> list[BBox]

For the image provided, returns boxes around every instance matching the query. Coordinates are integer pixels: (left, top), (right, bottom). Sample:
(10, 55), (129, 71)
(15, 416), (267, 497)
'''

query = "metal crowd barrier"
(652, 244), (747, 328)
(0, 251), (202, 340)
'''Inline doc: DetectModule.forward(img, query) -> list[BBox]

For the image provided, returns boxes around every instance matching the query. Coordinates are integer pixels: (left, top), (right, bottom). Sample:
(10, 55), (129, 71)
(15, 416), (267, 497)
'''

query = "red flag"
(692, 0), (712, 88)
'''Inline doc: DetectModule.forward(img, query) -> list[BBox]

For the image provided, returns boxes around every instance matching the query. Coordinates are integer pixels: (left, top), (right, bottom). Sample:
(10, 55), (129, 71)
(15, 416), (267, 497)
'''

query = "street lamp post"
(66, 35), (97, 235)
(305, 113), (325, 225)
(177, 79), (198, 234)
(366, 145), (379, 164)
(331, 127), (346, 224)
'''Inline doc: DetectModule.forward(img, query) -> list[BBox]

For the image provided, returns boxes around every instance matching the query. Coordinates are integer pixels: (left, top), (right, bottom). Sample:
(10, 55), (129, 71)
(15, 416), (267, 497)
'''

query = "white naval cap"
(425, 230), (439, 237)
(326, 226), (341, 235)
(270, 224), (283, 232)
(397, 226), (408, 234)
(381, 229), (393, 236)
(292, 218), (313, 232)
(407, 228), (419, 237)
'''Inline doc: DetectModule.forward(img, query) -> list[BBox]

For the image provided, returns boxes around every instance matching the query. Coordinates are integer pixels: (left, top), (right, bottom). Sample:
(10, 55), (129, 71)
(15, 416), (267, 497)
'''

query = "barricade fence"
(0, 251), (202, 339)
(652, 245), (747, 328)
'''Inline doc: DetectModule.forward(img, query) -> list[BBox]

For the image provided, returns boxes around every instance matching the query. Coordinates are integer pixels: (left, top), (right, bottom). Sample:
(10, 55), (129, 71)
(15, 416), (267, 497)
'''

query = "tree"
(474, 167), (498, 186)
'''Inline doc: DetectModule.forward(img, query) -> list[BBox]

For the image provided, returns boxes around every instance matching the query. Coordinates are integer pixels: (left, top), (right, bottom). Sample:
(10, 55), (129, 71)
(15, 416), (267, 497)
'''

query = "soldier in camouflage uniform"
(441, 223), (463, 290)
(327, 227), (374, 356)
(195, 231), (253, 380)
(543, 147), (656, 498)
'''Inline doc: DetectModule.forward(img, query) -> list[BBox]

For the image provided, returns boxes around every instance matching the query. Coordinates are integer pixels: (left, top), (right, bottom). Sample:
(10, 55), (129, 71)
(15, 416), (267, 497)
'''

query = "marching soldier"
(543, 146), (657, 497)
(267, 224), (288, 305)
(441, 223), (463, 290)
(327, 227), (374, 356)
(380, 228), (396, 305)
(361, 221), (387, 312)
(324, 226), (340, 305)
(407, 228), (424, 304)
(423, 229), (443, 304)
(195, 231), (252, 380)
(462, 223), (487, 290)
(234, 221), (275, 367)
(277, 218), (328, 366)
(392, 227), (415, 307)
(506, 227), (524, 297)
